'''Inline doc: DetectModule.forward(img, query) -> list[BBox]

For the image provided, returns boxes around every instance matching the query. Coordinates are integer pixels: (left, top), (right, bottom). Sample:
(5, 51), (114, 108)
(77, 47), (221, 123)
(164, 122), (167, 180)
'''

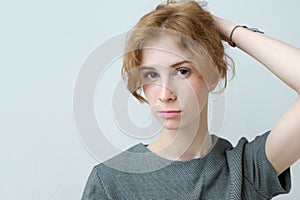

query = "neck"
(147, 104), (212, 161)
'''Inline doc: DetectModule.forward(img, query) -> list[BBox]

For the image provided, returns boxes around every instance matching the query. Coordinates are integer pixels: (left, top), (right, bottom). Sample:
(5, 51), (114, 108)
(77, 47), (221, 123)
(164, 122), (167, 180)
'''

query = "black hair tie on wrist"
(229, 25), (264, 47)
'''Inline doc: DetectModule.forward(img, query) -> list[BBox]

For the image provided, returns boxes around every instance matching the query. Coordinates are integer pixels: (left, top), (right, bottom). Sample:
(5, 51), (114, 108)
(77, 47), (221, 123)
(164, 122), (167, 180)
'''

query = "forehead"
(141, 34), (189, 67)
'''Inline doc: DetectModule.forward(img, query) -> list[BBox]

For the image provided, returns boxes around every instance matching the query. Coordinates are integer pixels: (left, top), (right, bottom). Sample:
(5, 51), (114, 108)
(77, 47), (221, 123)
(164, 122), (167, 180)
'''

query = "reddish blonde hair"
(122, 0), (234, 103)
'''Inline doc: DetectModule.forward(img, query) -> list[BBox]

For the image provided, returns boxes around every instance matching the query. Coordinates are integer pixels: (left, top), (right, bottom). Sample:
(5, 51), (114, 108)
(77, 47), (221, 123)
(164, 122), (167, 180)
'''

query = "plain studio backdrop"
(1, 0), (299, 199)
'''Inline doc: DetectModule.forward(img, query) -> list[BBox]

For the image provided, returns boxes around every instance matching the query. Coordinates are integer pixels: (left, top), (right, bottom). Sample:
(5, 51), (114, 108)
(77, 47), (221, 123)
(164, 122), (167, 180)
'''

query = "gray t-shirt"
(82, 131), (291, 199)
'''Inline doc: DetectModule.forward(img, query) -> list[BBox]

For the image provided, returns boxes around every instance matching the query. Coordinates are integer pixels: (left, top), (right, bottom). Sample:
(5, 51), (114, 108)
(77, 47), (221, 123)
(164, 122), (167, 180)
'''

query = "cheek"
(142, 84), (159, 103)
(195, 84), (209, 108)
(180, 80), (208, 107)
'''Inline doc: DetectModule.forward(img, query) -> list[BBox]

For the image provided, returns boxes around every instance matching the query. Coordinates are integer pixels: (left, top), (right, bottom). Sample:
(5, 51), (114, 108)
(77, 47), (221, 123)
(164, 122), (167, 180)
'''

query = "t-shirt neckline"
(136, 134), (220, 163)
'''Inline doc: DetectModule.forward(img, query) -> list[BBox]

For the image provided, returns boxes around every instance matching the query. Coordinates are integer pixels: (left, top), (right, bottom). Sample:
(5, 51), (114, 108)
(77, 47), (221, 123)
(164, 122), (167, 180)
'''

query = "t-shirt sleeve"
(81, 166), (107, 200)
(242, 131), (291, 199)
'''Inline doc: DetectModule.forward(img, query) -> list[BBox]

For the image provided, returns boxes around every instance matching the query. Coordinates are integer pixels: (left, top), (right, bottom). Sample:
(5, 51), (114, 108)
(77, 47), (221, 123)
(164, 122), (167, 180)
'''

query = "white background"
(1, 0), (299, 199)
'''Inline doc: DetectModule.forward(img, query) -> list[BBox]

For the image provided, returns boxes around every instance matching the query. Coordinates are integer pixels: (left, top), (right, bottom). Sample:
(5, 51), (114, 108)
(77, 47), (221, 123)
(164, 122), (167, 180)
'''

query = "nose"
(158, 84), (176, 103)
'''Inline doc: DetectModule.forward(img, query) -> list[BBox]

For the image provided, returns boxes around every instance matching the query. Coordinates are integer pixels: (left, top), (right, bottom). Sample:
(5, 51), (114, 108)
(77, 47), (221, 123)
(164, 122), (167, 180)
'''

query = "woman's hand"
(211, 15), (235, 45)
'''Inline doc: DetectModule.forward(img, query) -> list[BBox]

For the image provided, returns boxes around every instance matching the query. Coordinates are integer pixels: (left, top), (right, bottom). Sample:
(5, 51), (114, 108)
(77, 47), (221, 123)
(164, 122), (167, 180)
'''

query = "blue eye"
(176, 68), (190, 77)
(144, 71), (159, 79)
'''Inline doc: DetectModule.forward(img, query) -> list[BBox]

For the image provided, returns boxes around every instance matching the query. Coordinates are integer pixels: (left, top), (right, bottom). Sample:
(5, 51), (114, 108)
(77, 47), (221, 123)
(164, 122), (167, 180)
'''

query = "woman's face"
(140, 35), (209, 130)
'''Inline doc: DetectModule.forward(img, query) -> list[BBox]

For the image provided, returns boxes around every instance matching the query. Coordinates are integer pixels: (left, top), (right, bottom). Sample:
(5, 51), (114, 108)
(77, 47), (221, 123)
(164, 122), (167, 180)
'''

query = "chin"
(161, 120), (184, 130)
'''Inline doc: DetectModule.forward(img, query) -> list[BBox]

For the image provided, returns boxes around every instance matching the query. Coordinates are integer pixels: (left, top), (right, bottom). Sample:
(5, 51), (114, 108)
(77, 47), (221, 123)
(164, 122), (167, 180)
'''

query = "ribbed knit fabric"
(82, 131), (291, 200)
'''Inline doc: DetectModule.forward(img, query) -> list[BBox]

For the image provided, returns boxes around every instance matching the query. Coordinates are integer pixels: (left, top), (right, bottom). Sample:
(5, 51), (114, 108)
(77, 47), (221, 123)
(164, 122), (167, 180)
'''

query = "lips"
(157, 110), (182, 118)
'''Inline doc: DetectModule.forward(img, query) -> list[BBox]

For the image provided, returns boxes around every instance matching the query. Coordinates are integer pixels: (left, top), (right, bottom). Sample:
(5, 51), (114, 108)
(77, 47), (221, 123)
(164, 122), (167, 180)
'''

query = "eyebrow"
(140, 60), (191, 70)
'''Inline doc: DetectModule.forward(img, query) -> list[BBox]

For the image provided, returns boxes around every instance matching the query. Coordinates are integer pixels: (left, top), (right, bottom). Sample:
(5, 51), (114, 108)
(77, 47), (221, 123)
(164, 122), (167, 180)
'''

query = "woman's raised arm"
(213, 16), (300, 175)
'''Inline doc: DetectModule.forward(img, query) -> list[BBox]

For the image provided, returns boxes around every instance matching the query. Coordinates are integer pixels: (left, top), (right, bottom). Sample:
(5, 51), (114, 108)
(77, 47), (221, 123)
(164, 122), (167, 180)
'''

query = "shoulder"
(221, 131), (291, 198)
(93, 143), (144, 172)
(222, 130), (272, 173)
(229, 131), (270, 153)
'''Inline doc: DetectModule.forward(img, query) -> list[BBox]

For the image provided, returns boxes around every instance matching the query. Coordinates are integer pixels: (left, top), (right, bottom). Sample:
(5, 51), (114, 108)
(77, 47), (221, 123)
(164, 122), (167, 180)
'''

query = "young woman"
(82, 0), (300, 199)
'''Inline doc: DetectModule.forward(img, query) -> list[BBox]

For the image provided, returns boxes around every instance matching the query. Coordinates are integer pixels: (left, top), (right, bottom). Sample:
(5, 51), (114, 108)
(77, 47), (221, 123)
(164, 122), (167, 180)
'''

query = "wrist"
(228, 25), (264, 47)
